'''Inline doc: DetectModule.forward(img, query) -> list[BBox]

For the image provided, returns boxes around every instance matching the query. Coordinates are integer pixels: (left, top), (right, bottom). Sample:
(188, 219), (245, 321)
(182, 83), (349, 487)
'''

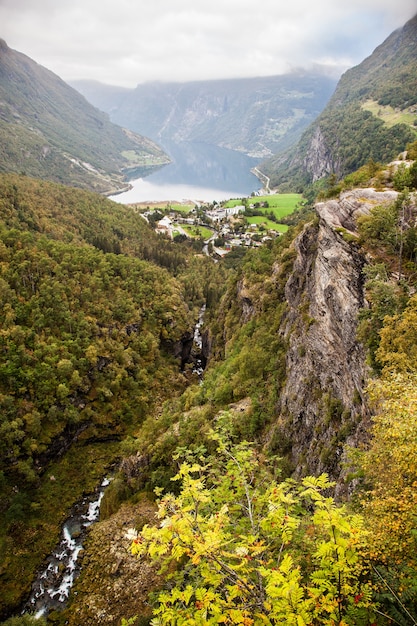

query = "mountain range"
(1, 13), (416, 197)
(71, 72), (337, 159)
(261, 12), (417, 190)
(0, 39), (169, 194)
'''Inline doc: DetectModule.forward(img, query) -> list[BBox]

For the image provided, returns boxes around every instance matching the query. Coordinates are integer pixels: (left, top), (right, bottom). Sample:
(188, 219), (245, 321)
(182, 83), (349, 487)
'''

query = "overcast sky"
(1, 0), (416, 88)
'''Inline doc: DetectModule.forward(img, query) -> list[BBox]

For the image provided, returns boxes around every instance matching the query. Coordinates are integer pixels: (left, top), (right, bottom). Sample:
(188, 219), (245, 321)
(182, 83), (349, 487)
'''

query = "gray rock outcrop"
(274, 188), (398, 490)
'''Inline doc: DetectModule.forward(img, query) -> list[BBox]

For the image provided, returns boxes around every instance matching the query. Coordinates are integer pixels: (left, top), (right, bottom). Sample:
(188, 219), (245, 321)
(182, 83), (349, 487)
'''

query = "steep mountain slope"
(0, 41), (169, 193)
(63, 162), (417, 624)
(71, 72), (337, 159)
(0, 173), (215, 617)
(261, 13), (417, 189)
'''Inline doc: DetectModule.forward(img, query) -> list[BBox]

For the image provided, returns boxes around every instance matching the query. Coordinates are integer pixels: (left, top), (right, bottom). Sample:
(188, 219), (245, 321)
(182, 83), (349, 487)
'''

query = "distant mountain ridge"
(261, 13), (417, 190)
(0, 40), (169, 193)
(71, 72), (337, 159)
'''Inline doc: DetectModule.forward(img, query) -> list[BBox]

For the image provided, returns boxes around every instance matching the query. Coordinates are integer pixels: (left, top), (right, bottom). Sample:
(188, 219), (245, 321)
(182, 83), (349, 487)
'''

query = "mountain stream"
(23, 309), (206, 619)
(23, 477), (111, 619)
(193, 304), (206, 377)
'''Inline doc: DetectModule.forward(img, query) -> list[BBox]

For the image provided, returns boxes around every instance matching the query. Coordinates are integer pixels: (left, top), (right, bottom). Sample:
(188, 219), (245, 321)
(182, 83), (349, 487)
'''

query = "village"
(133, 193), (299, 257)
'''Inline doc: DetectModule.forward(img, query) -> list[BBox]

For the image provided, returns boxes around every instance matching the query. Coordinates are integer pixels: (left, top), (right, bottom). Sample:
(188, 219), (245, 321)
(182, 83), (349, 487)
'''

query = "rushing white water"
(192, 304), (207, 377)
(24, 477), (111, 619)
(193, 304), (206, 350)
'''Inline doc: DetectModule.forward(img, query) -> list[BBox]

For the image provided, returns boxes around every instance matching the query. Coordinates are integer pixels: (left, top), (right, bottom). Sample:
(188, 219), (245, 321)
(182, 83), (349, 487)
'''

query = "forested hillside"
(261, 13), (417, 190)
(0, 41), (169, 193)
(2, 14), (417, 626)
(0, 174), (227, 619)
(1, 153), (417, 625)
(58, 143), (417, 625)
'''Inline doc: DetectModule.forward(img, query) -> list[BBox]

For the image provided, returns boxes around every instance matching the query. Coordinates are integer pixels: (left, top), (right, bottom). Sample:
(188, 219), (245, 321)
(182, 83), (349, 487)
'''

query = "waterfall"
(192, 304), (206, 376)
(24, 477), (110, 619)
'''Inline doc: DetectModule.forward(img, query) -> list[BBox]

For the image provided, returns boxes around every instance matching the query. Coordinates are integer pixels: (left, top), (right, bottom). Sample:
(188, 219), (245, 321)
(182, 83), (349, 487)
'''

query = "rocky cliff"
(61, 189), (401, 622)
(271, 188), (398, 491)
(261, 13), (417, 189)
(301, 126), (342, 182)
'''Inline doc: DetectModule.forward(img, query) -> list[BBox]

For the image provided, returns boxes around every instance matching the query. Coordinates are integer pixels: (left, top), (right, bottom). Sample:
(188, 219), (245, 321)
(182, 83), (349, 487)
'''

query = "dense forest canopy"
(0, 173), (228, 618)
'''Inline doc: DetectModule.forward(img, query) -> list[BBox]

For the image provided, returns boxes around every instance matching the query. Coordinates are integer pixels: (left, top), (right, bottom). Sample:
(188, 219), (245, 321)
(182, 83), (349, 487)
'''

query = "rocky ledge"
(274, 188), (398, 492)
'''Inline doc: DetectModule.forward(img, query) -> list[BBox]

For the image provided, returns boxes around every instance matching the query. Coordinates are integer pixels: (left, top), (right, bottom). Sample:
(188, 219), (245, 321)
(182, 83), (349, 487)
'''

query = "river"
(22, 306), (208, 619)
(23, 477), (111, 619)
(110, 141), (261, 203)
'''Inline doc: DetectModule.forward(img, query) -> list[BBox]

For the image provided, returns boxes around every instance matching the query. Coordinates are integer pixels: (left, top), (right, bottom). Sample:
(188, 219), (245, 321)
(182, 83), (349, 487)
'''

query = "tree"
(357, 203), (398, 252)
(130, 419), (374, 625)
(392, 163), (412, 192)
(353, 372), (417, 625)
(376, 294), (417, 374)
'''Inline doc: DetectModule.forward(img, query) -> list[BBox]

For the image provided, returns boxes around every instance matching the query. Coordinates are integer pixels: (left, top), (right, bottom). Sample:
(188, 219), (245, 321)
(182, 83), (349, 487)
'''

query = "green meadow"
(246, 216), (288, 233)
(224, 193), (302, 220)
(362, 100), (417, 131)
(181, 224), (214, 239)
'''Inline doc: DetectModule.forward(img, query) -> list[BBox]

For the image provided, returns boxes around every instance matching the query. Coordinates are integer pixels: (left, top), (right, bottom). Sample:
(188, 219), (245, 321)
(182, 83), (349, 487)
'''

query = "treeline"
(0, 174), (201, 276)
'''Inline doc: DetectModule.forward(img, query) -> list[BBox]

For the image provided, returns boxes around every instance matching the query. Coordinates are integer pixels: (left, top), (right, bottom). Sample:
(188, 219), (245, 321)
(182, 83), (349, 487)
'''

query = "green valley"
(1, 10), (417, 626)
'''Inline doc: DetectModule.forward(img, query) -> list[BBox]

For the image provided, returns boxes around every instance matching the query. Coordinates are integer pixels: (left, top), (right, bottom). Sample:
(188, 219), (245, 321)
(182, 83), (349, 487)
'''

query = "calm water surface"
(110, 141), (261, 203)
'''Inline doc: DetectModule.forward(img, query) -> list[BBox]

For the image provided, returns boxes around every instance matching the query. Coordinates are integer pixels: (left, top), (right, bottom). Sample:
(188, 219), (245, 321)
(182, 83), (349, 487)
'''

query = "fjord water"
(110, 141), (261, 203)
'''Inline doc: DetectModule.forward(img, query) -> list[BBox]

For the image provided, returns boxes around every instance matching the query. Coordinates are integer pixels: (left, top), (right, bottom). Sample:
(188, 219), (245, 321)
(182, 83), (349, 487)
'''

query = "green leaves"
(131, 425), (374, 625)
(0, 203), (194, 491)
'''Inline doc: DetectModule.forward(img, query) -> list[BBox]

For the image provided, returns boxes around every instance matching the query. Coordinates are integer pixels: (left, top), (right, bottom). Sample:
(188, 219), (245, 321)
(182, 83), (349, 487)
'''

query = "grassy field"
(170, 203), (195, 213)
(362, 100), (417, 131)
(181, 224), (214, 239)
(224, 193), (302, 220)
(246, 216), (288, 233)
(129, 201), (195, 212)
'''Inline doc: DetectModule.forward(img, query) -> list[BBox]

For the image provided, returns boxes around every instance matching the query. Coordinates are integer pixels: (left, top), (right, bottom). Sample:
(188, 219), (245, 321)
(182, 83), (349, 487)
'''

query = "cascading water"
(192, 304), (206, 377)
(24, 477), (110, 619)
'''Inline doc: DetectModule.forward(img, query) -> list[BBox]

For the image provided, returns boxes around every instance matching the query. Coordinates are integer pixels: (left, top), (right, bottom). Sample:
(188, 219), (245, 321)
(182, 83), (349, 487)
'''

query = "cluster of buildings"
(153, 201), (280, 254)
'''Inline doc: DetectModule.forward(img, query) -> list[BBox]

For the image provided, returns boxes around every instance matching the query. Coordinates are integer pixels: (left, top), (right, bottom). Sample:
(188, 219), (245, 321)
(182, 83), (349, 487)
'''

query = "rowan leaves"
(131, 424), (374, 624)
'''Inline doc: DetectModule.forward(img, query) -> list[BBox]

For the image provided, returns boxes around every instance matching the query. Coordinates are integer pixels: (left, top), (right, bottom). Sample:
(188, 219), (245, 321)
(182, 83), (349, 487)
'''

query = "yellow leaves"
(376, 293), (417, 373)
(173, 462), (203, 480)
(182, 585), (194, 606)
(228, 609), (246, 624)
(130, 437), (375, 625)
(301, 473), (334, 492)
(278, 552), (294, 576)
(358, 371), (417, 564)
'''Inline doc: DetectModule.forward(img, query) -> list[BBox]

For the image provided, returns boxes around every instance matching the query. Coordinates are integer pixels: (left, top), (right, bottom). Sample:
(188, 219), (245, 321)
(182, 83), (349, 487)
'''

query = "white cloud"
(1, 0), (416, 86)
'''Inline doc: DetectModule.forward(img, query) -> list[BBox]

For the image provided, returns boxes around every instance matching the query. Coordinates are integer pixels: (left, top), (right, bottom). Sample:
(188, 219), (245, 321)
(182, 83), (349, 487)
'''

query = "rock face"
(272, 189), (398, 490)
(302, 126), (342, 182)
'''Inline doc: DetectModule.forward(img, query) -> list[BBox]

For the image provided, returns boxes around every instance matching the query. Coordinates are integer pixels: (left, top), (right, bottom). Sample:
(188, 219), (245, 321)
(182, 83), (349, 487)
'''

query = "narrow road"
(252, 167), (271, 193)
